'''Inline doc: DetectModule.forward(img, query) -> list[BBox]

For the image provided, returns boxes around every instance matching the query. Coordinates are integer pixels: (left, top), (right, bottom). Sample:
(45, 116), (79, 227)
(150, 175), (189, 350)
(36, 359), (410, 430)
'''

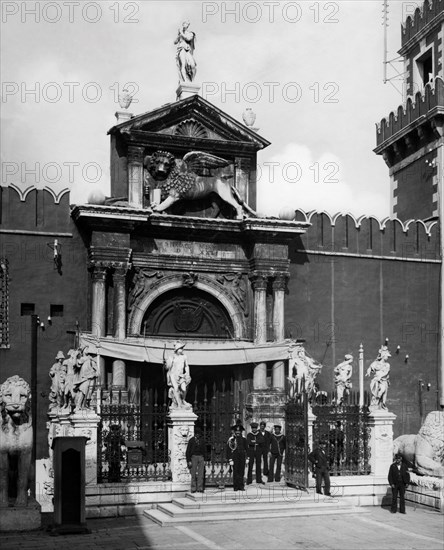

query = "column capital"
(127, 144), (145, 164)
(272, 273), (289, 292)
(249, 271), (269, 291)
(90, 265), (108, 282)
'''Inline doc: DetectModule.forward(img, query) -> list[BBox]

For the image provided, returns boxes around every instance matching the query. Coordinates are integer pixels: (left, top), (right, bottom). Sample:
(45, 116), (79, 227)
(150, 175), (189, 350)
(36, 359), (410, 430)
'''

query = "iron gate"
(285, 392), (309, 490)
(193, 379), (244, 487)
(97, 388), (171, 483)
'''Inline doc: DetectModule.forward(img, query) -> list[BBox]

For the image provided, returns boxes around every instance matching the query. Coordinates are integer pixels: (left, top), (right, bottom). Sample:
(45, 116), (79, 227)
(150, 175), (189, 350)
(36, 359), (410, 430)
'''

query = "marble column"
(113, 267), (127, 341)
(272, 274), (287, 389)
(91, 266), (107, 386)
(251, 272), (268, 389)
(127, 145), (145, 208)
(235, 157), (250, 204)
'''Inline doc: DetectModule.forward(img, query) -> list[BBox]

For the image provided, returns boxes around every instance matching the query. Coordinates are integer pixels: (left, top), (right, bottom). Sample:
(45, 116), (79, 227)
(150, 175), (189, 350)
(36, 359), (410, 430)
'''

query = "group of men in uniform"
(226, 421), (287, 490)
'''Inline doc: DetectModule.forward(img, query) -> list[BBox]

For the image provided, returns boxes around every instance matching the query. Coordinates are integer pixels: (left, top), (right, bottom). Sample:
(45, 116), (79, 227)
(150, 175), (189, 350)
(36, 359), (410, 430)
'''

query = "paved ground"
(1, 504), (442, 550)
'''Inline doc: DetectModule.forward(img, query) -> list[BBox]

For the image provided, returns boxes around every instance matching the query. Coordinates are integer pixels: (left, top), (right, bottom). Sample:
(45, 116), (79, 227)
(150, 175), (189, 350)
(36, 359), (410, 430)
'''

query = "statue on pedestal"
(366, 345), (391, 409)
(165, 342), (192, 410)
(73, 346), (98, 411)
(174, 21), (197, 82)
(49, 351), (66, 410)
(62, 348), (79, 411)
(334, 354), (353, 406)
(0, 376), (33, 508)
(288, 345), (323, 400)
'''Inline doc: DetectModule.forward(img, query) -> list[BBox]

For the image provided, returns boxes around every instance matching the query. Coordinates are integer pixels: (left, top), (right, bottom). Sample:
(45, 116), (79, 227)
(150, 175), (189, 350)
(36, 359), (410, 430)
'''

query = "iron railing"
(312, 391), (371, 476)
(97, 388), (171, 483)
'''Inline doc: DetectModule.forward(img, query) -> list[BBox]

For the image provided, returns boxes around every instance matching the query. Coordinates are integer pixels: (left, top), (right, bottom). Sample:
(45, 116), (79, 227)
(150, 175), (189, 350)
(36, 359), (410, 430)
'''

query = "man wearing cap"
(246, 422), (265, 485)
(308, 441), (331, 496)
(268, 425), (286, 482)
(259, 421), (272, 478)
(388, 453), (410, 513)
(186, 426), (206, 493)
(227, 424), (248, 491)
(165, 342), (192, 409)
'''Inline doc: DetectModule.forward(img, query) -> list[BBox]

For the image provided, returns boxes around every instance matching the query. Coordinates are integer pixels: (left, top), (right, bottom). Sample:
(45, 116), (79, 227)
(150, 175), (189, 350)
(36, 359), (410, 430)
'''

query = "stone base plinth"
(245, 389), (287, 429)
(0, 498), (41, 531)
(114, 111), (133, 123)
(176, 82), (200, 101)
(368, 410), (396, 477)
(168, 409), (198, 483)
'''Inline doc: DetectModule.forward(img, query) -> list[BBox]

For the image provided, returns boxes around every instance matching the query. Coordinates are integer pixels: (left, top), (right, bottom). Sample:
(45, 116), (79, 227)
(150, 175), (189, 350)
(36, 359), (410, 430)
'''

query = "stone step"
(144, 486), (368, 526)
(144, 503), (367, 526)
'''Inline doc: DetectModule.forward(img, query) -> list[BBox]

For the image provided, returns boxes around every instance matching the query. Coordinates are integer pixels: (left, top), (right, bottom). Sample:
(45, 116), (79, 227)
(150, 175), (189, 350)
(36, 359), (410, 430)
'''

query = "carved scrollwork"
(216, 272), (249, 317)
(128, 268), (164, 312)
(182, 271), (198, 287)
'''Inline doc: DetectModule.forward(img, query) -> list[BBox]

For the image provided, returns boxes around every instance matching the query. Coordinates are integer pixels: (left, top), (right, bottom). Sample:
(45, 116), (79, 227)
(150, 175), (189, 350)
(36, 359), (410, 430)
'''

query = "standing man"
(259, 421), (272, 479)
(308, 441), (331, 496)
(246, 422), (264, 485)
(388, 453), (410, 514)
(186, 426), (206, 493)
(268, 425), (286, 483)
(227, 423), (248, 491)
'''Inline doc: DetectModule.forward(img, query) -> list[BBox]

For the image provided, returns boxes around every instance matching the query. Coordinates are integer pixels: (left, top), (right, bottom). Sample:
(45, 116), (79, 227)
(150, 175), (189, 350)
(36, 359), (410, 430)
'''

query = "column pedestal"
(168, 409), (198, 484)
(368, 410), (396, 476)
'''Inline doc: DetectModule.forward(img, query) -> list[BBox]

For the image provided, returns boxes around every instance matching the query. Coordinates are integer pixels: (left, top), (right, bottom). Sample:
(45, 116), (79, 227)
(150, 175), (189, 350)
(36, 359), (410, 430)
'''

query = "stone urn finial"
(118, 89), (133, 110)
(242, 107), (256, 127)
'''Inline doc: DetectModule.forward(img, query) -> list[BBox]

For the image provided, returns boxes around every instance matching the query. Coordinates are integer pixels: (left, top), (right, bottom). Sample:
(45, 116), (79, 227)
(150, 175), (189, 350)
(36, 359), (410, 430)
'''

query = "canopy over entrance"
(79, 333), (293, 366)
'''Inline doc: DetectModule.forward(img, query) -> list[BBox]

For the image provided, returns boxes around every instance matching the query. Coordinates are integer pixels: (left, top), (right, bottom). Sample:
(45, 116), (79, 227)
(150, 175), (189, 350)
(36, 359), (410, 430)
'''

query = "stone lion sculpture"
(0, 375), (33, 507)
(393, 411), (444, 477)
(145, 150), (257, 219)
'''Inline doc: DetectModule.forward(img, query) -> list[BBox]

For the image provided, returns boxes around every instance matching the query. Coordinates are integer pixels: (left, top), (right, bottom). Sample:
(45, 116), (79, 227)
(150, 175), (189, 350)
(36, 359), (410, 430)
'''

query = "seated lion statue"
(0, 375), (33, 507)
(393, 411), (444, 478)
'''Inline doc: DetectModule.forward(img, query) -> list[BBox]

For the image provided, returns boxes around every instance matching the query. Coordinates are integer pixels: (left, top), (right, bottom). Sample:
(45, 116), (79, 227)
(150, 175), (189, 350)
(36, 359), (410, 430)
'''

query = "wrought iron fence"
(285, 391), (309, 490)
(97, 388), (171, 483)
(193, 379), (243, 487)
(312, 391), (371, 476)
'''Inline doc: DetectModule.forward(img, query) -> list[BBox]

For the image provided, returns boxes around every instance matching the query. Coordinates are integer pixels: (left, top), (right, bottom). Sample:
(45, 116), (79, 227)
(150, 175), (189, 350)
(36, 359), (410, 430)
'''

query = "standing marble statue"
(334, 354), (353, 406)
(63, 348), (79, 410)
(366, 345), (391, 409)
(73, 346), (98, 411)
(165, 342), (192, 410)
(288, 345), (323, 400)
(49, 351), (66, 410)
(174, 21), (197, 82)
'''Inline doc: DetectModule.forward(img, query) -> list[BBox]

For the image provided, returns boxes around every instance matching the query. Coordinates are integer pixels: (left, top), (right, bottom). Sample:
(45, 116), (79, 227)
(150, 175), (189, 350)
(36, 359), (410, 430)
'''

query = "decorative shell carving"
(175, 119), (208, 139)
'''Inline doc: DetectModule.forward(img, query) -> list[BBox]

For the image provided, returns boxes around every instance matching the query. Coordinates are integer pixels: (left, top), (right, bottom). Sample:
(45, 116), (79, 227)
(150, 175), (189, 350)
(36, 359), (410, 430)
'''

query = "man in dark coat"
(308, 441), (331, 496)
(226, 423), (248, 491)
(259, 421), (272, 478)
(186, 426), (206, 493)
(388, 453), (410, 513)
(268, 424), (286, 482)
(246, 422), (265, 484)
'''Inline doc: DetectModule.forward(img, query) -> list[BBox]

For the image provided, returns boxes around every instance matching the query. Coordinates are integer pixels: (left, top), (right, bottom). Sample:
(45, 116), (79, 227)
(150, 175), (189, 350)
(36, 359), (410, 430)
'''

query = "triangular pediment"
(109, 95), (269, 150)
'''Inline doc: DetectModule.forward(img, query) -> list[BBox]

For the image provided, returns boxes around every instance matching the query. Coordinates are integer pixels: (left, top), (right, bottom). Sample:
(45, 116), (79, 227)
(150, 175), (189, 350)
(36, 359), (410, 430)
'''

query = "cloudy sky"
(1, 1), (419, 218)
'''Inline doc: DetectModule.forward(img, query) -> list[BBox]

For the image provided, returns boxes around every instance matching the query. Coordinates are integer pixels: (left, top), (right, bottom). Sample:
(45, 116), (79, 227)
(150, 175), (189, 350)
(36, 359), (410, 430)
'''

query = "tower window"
(21, 303), (35, 316)
(50, 304), (64, 317)
(416, 49), (434, 87)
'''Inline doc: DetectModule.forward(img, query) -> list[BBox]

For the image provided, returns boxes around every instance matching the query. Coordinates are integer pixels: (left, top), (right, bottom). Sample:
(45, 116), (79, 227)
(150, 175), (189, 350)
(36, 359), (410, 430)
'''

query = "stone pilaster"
(368, 410), (396, 476)
(250, 272), (268, 389)
(235, 157), (250, 204)
(127, 145), (145, 208)
(168, 409), (198, 484)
